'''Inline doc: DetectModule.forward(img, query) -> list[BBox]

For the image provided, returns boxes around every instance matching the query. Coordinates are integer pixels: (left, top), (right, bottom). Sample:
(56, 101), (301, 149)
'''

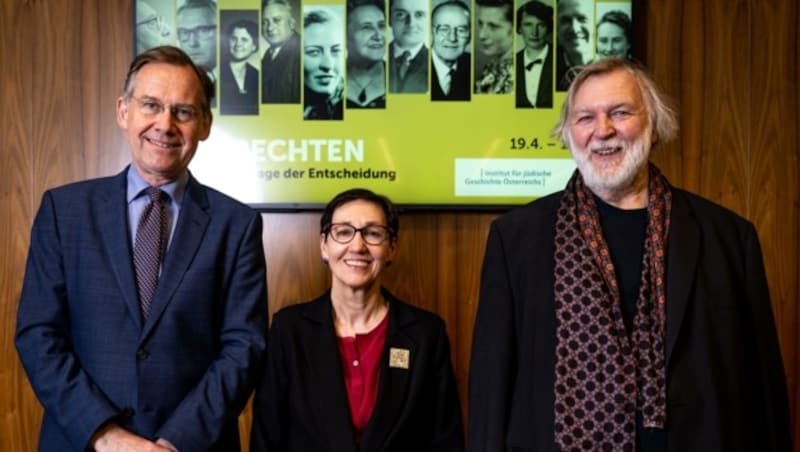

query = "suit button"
(121, 407), (135, 417)
(136, 348), (149, 360)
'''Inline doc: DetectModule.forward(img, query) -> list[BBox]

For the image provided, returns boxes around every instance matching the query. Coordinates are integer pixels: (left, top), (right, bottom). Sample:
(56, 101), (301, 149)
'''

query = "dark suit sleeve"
(15, 191), (119, 449)
(743, 224), (792, 450)
(155, 212), (268, 450)
(467, 221), (516, 452)
(250, 311), (290, 452)
(430, 317), (466, 451)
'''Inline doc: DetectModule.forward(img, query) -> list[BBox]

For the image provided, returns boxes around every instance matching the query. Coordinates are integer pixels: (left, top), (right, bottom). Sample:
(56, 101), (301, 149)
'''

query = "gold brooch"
(389, 347), (410, 369)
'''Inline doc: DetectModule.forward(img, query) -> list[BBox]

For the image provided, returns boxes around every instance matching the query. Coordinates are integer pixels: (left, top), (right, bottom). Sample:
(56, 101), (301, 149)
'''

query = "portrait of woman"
(220, 16), (260, 115)
(346, 0), (387, 109)
(474, 0), (514, 93)
(302, 7), (345, 120)
(596, 10), (632, 59)
(250, 188), (465, 452)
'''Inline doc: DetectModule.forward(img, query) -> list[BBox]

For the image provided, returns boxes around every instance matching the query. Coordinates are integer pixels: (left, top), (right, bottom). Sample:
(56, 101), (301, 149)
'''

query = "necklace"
(347, 64), (384, 104)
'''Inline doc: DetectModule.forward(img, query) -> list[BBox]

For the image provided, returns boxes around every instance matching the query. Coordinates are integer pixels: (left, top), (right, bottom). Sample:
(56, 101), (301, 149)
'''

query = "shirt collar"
(393, 41), (425, 59)
(524, 44), (549, 65)
(126, 165), (188, 205)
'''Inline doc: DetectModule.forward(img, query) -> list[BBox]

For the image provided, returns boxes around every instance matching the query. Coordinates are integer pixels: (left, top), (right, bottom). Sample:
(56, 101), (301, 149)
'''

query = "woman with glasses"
(250, 188), (465, 452)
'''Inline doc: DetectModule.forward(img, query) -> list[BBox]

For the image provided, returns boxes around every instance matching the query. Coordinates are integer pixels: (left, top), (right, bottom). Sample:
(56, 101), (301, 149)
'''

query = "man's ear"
(116, 97), (129, 129)
(199, 111), (213, 141)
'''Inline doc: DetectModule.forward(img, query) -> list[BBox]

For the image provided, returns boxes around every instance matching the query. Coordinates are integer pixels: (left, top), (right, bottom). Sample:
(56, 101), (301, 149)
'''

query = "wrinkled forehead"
(572, 68), (646, 112)
(435, 4), (468, 23)
(264, 3), (292, 19)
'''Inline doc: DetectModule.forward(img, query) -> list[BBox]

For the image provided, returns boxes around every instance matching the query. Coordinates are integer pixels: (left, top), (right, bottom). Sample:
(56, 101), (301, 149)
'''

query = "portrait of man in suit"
(468, 58), (791, 452)
(430, 0), (471, 101)
(555, 0), (593, 90)
(176, 0), (218, 81)
(388, 0), (429, 93)
(15, 46), (268, 452)
(515, 0), (553, 108)
(261, 0), (302, 103)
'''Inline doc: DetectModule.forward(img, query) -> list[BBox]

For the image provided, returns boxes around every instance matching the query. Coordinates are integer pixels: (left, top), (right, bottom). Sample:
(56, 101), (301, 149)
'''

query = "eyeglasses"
(326, 223), (392, 245)
(433, 24), (470, 39)
(131, 96), (201, 124)
(137, 16), (163, 32)
(177, 25), (216, 42)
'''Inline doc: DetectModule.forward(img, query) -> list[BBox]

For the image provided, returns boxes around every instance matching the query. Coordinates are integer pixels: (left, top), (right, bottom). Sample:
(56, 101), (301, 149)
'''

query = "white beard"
(570, 128), (652, 196)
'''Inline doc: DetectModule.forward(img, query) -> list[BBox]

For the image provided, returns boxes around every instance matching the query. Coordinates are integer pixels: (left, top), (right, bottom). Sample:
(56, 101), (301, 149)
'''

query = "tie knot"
(399, 50), (411, 62)
(145, 186), (164, 203)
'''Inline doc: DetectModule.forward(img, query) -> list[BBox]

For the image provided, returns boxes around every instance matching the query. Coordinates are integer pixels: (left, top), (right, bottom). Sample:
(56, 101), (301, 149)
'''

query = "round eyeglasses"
(326, 223), (392, 245)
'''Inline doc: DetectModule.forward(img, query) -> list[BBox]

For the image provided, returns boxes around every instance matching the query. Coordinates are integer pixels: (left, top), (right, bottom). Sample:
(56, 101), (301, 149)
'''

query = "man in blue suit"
(15, 46), (268, 452)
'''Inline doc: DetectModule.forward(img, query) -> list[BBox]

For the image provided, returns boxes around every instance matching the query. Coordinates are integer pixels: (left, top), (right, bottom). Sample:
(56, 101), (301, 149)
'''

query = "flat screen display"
(134, 0), (634, 209)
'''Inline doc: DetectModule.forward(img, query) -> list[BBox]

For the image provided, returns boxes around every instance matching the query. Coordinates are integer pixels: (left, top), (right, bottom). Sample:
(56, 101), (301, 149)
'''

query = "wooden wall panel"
(1, 2), (35, 451)
(1, 0), (798, 450)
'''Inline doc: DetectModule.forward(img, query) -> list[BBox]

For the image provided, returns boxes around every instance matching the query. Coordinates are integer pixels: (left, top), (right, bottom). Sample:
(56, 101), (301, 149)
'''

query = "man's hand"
(91, 423), (173, 452)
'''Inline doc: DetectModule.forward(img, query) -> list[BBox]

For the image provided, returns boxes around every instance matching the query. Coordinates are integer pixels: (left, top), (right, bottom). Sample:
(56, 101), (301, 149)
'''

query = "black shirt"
(595, 195), (668, 452)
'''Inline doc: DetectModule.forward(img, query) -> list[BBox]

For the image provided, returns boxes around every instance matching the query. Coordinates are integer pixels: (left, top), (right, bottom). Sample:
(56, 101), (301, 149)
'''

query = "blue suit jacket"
(15, 168), (268, 451)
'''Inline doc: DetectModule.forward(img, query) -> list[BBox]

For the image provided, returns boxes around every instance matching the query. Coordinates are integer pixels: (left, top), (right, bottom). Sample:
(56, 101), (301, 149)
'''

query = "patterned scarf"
(553, 164), (671, 451)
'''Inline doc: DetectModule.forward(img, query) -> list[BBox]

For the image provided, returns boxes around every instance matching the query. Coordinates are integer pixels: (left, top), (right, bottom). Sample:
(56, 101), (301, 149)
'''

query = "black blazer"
(431, 53), (471, 101)
(220, 61), (259, 115)
(262, 33), (301, 103)
(389, 45), (429, 93)
(467, 188), (791, 452)
(251, 289), (465, 452)
(515, 48), (552, 108)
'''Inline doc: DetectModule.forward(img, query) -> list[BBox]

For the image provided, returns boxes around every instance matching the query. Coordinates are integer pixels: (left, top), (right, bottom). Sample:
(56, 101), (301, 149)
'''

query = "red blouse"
(336, 312), (389, 443)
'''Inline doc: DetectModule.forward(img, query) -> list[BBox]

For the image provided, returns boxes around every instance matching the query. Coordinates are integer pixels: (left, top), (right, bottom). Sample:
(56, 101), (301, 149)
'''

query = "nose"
(153, 108), (177, 131)
(349, 232), (369, 250)
(595, 114), (615, 138)
(478, 24), (488, 41)
(190, 32), (200, 47)
(319, 51), (333, 70)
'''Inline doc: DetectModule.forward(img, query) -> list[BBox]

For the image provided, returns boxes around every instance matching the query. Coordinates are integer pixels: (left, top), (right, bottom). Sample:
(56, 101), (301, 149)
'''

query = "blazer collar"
(99, 168), (142, 329)
(361, 289), (417, 451)
(664, 189), (700, 367)
(300, 289), (419, 452)
(301, 293), (359, 452)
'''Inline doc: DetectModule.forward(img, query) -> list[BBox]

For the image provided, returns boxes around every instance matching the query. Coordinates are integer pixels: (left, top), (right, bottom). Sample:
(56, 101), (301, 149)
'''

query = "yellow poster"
(134, 0), (632, 207)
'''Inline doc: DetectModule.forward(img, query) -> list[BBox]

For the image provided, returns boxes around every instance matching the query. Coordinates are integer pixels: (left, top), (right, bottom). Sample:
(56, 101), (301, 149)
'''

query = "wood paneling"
(1, 0), (798, 450)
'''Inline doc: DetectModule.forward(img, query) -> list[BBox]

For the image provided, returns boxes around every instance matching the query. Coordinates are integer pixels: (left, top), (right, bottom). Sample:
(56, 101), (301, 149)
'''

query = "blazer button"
(121, 407), (135, 417)
(136, 348), (149, 360)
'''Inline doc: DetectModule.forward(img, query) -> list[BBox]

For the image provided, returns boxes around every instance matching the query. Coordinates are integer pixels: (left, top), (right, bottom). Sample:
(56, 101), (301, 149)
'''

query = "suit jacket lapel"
(98, 169), (143, 330)
(141, 175), (210, 338)
(360, 294), (415, 451)
(664, 190), (700, 366)
(303, 296), (359, 452)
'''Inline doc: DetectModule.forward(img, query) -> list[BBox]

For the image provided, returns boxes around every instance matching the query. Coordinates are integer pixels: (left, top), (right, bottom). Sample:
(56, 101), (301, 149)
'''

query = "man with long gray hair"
(468, 57), (791, 452)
